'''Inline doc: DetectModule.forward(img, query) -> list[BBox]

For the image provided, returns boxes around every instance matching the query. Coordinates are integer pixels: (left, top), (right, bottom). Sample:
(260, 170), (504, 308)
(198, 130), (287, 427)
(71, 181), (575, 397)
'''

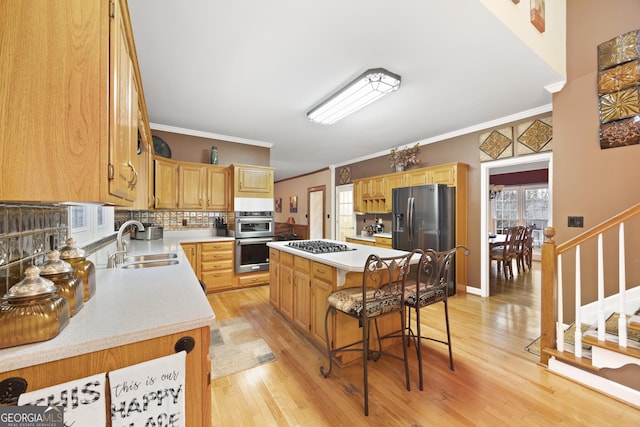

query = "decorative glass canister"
(0, 266), (70, 349)
(58, 238), (96, 301)
(39, 250), (84, 316)
(210, 146), (219, 165)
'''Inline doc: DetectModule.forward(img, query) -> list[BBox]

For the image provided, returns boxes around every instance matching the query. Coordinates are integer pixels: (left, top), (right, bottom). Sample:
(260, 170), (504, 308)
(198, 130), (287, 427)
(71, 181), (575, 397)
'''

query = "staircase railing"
(540, 202), (640, 365)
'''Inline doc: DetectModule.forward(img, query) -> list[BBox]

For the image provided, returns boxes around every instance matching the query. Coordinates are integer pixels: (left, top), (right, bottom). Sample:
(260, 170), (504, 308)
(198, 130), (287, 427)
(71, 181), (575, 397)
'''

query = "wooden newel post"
(540, 226), (556, 365)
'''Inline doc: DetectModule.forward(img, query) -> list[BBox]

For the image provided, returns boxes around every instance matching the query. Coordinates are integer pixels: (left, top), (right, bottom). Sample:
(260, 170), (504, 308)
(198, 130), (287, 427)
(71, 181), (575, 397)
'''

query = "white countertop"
(0, 231), (225, 372)
(268, 239), (415, 272)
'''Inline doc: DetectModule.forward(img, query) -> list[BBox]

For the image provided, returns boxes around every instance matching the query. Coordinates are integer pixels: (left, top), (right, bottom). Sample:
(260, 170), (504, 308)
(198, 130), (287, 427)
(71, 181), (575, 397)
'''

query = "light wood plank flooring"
(207, 263), (640, 426)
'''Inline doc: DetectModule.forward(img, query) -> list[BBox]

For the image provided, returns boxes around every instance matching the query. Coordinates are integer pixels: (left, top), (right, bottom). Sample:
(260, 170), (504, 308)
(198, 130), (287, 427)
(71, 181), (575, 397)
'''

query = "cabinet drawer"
(269, 248), (280, 261)
(281, 252), (293, 266)
(200, 241), (234, 252)
(200, 259), (234, 272)
(294, 256), (310, 272)
(201, 270), (233, 286)
(237, 272), (270, 287)
(312, 262), (335, 282)
(201, 251), (233, 262)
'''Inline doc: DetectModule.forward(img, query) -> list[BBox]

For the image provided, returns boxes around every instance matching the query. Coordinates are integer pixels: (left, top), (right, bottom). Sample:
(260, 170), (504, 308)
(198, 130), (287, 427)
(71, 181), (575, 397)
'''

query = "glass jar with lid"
(40, 250), (84, 316)
(0, 266), (70, 349)
(59, 238), (96, 301)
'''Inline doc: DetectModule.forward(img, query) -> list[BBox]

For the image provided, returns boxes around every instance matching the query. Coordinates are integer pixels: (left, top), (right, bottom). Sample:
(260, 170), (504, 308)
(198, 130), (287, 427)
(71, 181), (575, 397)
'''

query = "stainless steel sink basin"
(123, 252), (178, 263)
(119, 259), (179, 269)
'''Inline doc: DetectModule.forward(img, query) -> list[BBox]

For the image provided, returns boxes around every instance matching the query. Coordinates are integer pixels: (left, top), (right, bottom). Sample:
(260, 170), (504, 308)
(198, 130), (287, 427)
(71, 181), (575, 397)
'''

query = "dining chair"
(404, 246), (469, 390)
(319, 250), (420, 416)
(490, 226), (519, 278)
(516, 225), (534, 272)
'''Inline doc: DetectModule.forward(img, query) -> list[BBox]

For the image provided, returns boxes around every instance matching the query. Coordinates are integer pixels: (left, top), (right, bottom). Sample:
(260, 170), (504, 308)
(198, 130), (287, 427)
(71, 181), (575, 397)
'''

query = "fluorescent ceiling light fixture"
(307, 68), (401, 125)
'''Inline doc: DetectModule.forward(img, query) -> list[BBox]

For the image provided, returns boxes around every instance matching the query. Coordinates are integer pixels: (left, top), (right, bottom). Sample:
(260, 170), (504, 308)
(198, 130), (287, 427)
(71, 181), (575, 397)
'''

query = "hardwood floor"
(207, 262), (640, 426)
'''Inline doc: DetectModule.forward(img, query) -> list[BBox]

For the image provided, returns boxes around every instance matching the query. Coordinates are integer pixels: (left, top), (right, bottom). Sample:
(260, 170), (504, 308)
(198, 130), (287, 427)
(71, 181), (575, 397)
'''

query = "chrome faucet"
(111, 220), (144, 267)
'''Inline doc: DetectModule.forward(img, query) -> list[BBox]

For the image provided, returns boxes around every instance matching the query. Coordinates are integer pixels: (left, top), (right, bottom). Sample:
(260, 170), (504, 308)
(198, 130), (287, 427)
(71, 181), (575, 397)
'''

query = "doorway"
(307, 185), (326, 239)
(480, 152), (552, 297)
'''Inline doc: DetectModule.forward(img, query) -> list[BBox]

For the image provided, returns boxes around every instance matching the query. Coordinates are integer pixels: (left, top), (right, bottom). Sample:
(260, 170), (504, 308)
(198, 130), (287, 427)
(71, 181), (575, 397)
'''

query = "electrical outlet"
(568, 216), (584, 228)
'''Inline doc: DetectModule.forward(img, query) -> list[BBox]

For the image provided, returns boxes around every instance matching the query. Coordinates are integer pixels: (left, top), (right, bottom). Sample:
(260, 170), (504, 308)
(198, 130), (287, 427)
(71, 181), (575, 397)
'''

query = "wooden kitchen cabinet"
(231, 164), (275, 198)
(279, 252), (294, 321)
(179, 162), (206, 209)
(310, 262), (335, 347)
(0, 0), (149, 205)
(269, 249), (280, 308)
(154, 158), (178, 209)
(206, 166), (230, 210)
(199, 241), (234, 293)
(293, 256), (311, 332)
(181, 243), (198, 272)
(0, 327), (211, 427)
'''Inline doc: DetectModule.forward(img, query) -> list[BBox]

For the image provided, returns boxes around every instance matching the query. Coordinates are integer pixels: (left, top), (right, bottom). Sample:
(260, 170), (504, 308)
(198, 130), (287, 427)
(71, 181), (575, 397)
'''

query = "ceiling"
(128, 0), (562, 181)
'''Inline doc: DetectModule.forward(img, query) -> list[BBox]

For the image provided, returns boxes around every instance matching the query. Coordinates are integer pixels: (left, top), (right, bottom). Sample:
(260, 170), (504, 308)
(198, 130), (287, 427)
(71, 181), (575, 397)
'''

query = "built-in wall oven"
(234, 211), (274, 273)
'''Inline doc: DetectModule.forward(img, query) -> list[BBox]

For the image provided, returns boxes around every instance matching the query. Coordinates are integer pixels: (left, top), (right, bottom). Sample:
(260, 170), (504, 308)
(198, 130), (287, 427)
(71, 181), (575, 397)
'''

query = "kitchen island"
(267, 240), (417, 365)
(0, 233), (220, 426)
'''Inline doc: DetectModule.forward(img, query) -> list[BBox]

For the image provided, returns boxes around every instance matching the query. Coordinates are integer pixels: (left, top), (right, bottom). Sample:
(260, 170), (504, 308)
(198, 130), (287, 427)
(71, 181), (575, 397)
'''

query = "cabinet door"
(384, 174), (404, 212)
(234, 165), (274, 197)
(109, 0), (138, 202)
(279, 264), (294, 320)
(430, 164), (456, 185)
(206, 166), (229, 210)
(353, 180), (364, 213)
(405, 169), (428, 186)
(181, 243), (198, 273)
(269, 250), (280, 308)
(293, 270), (311, 331)
(179, 164), (205, 209)
(154, 159), (178, 209)
(310, 277), (332, 347)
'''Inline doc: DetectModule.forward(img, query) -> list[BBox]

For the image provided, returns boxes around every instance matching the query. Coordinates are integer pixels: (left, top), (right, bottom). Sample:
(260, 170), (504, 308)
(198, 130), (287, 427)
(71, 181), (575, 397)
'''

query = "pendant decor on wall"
(339, 167), (351, 184)
(597, 30), (640, 149)
(516, 116), (553, 155)
(478, 127), (513, 161)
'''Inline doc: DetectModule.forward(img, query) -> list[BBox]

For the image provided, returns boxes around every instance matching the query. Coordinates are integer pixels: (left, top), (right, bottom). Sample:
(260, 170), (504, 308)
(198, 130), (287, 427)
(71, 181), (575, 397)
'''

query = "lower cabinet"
(270, 249), (397, 366)
(279, 252), (294, 321)
(0, 327), (211, 427)
(181, 241), (269, 293)
(269, 249), (280, 308)
(199, 241), (234, 292)
(293, 256), (311, 331)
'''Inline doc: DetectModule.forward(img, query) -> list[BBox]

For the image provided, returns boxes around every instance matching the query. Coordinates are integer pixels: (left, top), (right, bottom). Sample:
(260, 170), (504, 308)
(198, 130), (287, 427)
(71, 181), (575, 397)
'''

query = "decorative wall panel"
(517, 116), (553, 155)
(479, 127), (513, 161)
(597, 29), (640, 150)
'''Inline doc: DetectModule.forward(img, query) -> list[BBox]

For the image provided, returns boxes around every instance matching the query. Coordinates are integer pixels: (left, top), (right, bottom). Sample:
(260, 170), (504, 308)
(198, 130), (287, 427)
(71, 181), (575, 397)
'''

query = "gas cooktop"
(286, 240), (356, 254)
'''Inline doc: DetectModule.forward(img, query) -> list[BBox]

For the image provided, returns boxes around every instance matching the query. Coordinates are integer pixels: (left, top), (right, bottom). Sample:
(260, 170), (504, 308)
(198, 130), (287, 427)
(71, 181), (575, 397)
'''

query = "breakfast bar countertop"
(0, 231), (222, 373)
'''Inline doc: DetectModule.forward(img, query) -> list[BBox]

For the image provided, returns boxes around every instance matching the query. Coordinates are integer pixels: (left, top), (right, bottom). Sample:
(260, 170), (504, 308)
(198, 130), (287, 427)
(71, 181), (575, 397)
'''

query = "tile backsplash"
(115, 210), (227, 231)
(0, 204), (69, 294)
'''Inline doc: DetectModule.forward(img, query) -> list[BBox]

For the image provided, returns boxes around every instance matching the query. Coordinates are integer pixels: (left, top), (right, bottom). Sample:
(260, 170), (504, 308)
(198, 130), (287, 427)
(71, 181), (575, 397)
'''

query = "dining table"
(489, 234), (507, 250)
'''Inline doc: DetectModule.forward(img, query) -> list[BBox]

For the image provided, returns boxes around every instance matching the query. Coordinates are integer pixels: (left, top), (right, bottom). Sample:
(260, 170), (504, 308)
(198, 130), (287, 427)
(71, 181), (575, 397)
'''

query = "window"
(492, 184), (549, 253)
(69, 205), (115, 245)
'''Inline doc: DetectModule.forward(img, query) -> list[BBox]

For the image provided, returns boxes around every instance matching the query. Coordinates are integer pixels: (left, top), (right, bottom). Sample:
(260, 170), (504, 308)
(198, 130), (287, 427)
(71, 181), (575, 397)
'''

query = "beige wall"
(152, 129), (270, 167)
(552, 0), (640, 306)
(274, 169), (332, 237)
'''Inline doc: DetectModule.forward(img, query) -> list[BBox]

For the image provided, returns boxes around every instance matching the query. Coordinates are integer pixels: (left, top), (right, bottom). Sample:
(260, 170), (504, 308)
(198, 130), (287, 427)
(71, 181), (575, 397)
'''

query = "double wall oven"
(234, 211), (274, 273)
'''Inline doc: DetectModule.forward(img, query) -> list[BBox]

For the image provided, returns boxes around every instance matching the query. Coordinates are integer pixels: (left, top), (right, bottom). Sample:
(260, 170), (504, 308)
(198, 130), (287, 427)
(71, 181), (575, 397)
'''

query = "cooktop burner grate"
(286, 240), (356, 254)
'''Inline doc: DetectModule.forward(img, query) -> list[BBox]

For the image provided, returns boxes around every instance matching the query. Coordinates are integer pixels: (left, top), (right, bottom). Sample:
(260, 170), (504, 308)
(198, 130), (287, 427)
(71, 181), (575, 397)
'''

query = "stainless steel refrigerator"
(392, 184), (456, 294)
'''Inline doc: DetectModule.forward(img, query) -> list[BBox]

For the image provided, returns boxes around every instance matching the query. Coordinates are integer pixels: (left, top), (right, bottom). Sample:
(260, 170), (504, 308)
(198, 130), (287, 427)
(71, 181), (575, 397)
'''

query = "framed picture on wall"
(289, 196), (298, 213)
(275, 197), (282, 213)
(530, 0), (545, 33)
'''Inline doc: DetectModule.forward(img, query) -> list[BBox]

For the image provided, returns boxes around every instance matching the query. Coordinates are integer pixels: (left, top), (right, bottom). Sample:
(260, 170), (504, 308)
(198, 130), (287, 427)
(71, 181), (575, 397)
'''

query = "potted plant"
(389, 143), (421, 172)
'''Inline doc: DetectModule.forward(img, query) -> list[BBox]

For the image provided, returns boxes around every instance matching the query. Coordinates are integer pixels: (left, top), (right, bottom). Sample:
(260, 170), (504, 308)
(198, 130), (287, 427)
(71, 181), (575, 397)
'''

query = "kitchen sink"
(119, 259), (180, 269)
(123, 252), (178, 263)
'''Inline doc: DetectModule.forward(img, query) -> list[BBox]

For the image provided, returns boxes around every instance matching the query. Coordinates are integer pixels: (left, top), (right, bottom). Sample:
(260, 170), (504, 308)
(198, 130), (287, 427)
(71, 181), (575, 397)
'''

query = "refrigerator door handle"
(408, 197), (415, 243)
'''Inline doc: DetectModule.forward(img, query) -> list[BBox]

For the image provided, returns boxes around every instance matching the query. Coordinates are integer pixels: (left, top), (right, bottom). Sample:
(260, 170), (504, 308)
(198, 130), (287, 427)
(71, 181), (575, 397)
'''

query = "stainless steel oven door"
(235, 237), (272, 273)
(234, 216), (274, 238)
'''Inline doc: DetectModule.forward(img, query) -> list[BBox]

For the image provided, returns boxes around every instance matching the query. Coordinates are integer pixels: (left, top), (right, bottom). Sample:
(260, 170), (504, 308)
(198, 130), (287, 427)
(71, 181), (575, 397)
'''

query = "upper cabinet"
(353, 162), (467, 214)
(232, 165), (275, 198)
(206, 166), (230, 211)
(0, 0), (149, 205)
(154, 158), (178, 209)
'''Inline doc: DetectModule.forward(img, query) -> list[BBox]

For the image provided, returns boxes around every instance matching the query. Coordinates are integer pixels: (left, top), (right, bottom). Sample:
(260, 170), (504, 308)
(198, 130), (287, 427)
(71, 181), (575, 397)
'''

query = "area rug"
(525, 322), (591, 356)
(210, 317), (276, 379)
